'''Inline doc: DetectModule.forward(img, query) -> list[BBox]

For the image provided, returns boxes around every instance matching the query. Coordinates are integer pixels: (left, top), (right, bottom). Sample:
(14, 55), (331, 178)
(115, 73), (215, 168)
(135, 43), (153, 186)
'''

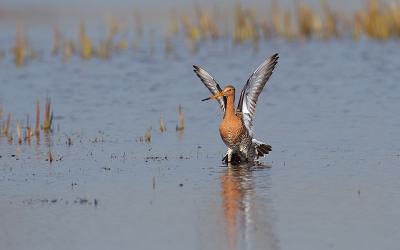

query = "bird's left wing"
(193, 65), (226, 114)
(237, 53), (279, 137)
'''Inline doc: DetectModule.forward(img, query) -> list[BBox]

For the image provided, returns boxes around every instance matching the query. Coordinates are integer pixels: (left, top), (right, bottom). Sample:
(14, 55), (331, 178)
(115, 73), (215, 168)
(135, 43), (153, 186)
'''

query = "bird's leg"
(240, 146), (249, 162)
(226, 148), (234, 163)
(240, 153), (248, 162)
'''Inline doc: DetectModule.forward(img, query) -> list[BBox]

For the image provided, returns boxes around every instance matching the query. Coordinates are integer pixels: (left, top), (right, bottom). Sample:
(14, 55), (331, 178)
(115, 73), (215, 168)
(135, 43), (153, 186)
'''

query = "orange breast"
(219, 115), (246, 145)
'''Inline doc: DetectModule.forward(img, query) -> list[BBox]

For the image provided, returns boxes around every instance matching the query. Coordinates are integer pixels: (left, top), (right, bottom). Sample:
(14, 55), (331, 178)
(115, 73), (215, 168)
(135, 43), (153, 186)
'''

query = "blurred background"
(0, 0), (398, 66)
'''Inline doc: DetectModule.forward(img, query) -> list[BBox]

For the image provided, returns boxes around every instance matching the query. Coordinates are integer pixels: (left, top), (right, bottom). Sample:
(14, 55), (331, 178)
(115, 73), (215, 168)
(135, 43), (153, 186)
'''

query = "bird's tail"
(253, 139), (272, 159)
(221, 139), (272, 163)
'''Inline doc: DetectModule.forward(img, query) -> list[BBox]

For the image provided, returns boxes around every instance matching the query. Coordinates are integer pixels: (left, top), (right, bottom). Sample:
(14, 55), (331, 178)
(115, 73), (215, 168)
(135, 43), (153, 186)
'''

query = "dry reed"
(35, 98), (40, 135)
(133, 10), (143, 36)
(159, 114), (165, 132)
(64, 133), (72, 146)
(48, 150), (53, 163)
(12, 20), (26, 66)
(16, 119), (21, 144)
(80, 22), (92, 59)
(3, 1), (400, 67)
(43, 93), (53, 131)
(176, 105), (184, 131)
(144, 129), (151, 142)
(114, 38), (128, 51)
(2, 111), (11, 135)
(164, 29), (173, 58)
(63, 41), (74, 61)
(52, 25), (60, 55)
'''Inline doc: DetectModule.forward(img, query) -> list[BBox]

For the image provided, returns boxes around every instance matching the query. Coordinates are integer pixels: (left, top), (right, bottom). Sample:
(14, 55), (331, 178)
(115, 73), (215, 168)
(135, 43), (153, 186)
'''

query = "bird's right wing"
(193, 65), (226, 114)
(237, 53), (279, 137)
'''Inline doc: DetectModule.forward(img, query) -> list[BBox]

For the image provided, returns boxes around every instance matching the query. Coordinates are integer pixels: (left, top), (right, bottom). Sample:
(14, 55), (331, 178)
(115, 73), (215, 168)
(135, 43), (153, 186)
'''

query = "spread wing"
(237, 53), (279, 137)
(193, 65), (226, 114)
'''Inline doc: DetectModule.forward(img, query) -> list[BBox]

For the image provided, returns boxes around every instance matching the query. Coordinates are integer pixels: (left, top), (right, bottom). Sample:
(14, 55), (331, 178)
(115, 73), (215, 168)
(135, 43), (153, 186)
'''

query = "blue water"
(1, 17), (400, 250)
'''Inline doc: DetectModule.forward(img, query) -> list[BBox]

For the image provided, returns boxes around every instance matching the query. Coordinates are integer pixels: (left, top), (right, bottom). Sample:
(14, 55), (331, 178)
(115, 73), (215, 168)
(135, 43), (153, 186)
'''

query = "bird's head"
(202, 85), (235, 101)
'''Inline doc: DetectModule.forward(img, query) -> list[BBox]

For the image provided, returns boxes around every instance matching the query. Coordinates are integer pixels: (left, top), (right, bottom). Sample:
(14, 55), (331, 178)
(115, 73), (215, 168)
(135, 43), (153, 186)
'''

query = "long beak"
(202, 92), (224, 101)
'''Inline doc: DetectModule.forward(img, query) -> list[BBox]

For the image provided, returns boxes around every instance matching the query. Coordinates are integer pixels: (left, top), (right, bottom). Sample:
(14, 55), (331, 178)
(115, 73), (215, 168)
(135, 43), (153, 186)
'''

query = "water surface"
(1, 27), (400, 250)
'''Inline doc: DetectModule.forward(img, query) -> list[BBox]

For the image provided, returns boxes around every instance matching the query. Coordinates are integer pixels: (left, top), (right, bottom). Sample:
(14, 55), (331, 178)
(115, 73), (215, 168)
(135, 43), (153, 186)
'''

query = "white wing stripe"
(240, 53), (279, 135)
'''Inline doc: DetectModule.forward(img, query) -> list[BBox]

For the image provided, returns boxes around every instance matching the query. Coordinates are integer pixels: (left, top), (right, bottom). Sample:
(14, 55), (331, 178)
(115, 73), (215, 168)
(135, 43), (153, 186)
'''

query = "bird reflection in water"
(220, 162), (278, 250)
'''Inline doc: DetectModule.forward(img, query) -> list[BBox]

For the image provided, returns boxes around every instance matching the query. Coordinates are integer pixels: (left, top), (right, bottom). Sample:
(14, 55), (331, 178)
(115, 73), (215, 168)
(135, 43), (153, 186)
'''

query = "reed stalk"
(194, 3), (210, 41)
(170, 10), (180, 35)
(159, 114), (165, 132)
(2, 111), (11, 135)
(4, 1), (400, 65)
(52, 25), (60, 55)
(144, 129), (151, 142)
(181, 11), (199, 41)
(16, 119), (21, 144)
(178, 105), (184, 130)
(296, 3), (314, 38)
(63, 41), (73, 62)
(321, 0), (339, 39)
(64, 133), (72, 146)
(82, 35), (92, 58)
(13, 20), (26, 66)
(133, 35), (140, 51)
(36, 98), (40, 135)
(80, 22), (92, 58)
(150, 29), (156, 54)
(48, 150), (53, 163)
(43, 93), (53, 130)
(114, 38), (128, 51)
(133, 10), (143, 36)
(164, 29), (173, 58)
(26, 114), (33, 143)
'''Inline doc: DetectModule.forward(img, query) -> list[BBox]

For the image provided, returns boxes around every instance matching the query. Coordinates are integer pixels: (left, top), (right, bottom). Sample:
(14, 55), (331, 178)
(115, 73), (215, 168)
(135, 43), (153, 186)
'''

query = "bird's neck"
(225, 95), (236, 118)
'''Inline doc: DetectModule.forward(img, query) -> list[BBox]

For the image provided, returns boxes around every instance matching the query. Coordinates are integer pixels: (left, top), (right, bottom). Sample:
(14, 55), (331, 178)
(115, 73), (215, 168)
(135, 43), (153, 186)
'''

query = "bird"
(193, 53), (279, 163)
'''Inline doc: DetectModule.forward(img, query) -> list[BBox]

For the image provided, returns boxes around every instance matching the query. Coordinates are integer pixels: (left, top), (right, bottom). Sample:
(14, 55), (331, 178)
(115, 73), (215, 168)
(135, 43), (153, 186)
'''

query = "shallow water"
(1, 25), (400, 250)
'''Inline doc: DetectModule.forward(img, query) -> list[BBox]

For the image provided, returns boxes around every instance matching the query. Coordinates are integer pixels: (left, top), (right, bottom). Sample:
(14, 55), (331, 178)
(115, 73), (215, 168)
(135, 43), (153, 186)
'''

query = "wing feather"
(237, 53), (279, 136)
(193, 65), (226, 114)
